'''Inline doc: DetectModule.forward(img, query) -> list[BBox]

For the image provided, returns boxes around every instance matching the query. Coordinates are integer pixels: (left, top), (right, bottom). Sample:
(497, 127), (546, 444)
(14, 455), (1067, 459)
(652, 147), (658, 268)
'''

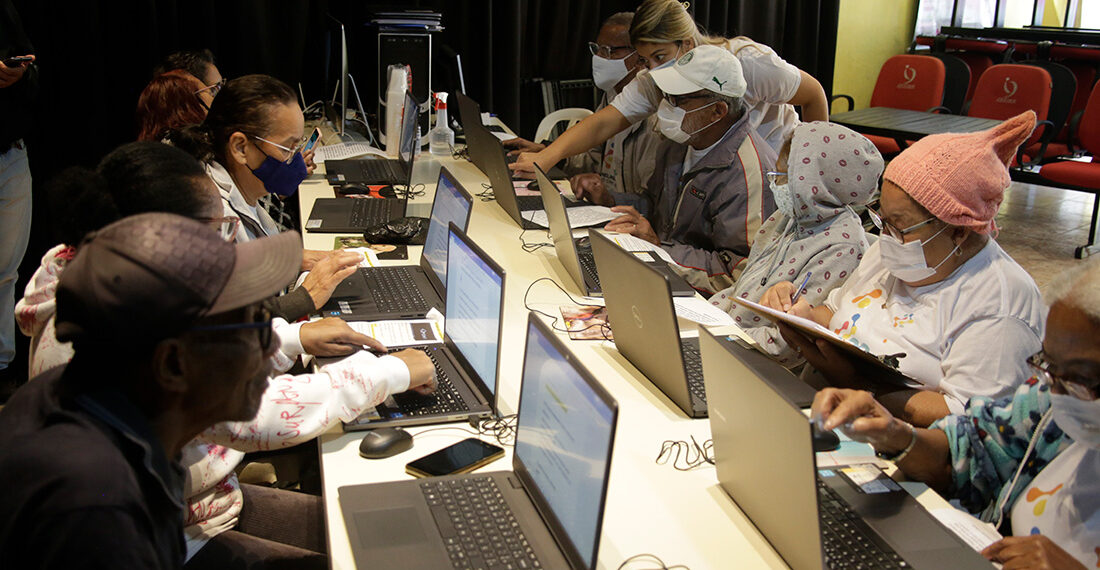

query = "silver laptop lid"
(514, 313), (618, 570)
(533, 165), (586, 293)
(420, 166), (474, 297)
(588, 230), (694, 414)
(700, 327), (823, 570)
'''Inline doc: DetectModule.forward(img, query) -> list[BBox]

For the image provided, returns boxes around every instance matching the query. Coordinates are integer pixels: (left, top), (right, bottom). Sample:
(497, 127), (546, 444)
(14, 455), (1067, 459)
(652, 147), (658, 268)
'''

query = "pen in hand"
(788, 272), (813, 310)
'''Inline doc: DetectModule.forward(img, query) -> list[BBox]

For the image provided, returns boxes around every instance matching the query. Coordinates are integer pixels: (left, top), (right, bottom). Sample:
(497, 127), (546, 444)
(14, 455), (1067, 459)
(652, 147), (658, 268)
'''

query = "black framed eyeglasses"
(587, 41), (634, 59)
(191, 305), (274, 351)
(194, 78), (226, 98)
(1028, 350), (1098, 401)
(661, 92), (714, 108)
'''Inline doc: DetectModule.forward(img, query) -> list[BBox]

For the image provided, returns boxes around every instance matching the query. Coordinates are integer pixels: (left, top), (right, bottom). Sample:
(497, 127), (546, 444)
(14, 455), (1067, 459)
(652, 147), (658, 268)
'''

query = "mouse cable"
(450, 143), (470, 162)
(394, 182), (426, 200)
(472, 414), (518, 447)
(617, 553), (690, 570)
(519, 227), (552, 253)
(655, 436), (714, 471)
(523, 277), (612, 340)
(475, 182), (495, 202)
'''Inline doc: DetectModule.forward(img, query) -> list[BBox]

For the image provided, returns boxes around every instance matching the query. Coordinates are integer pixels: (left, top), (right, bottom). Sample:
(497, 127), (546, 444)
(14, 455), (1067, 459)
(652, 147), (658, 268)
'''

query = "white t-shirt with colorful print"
(823, 239), (1045, 413)
(1010, 442), (1100, 567)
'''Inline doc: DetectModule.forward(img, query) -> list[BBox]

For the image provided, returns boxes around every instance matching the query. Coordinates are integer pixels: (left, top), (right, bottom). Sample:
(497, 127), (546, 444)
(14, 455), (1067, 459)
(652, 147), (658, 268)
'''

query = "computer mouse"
(526, 179), (539, 191)
(811, 423), (841, 452)
(358, 427), (414, 459)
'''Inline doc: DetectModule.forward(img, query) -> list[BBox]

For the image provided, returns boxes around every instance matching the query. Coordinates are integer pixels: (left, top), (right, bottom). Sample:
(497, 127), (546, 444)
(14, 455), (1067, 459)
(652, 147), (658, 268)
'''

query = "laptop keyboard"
(817, 478), (910, 569)
(576, 249), (601, 289)
(364, 267), (430, 314)
(390, 346), (470, 416)
(349, 198), (396, 228)
(680, 340), (707, 405)
(515, 194), (586, 212)
(358, 159), (401, 183)
(421, 477), (542, 569)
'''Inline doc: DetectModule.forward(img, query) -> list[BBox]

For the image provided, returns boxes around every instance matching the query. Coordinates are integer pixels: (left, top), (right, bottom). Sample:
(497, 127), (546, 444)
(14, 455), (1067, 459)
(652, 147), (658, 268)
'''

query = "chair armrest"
(926, 106), (952, 114)
(830, 94), (854, 113)
(1067, 109), (1085, 156)
(1019, 119), (1056, 167)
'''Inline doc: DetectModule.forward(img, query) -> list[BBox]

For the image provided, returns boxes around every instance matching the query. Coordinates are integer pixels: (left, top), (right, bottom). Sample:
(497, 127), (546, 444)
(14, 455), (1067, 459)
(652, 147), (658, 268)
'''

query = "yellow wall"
(831, 0), (920, 112)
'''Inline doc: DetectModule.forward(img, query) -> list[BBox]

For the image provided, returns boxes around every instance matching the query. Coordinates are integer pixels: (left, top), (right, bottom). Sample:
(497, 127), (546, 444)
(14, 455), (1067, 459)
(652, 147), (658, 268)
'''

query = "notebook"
(338, 312), (618, 569)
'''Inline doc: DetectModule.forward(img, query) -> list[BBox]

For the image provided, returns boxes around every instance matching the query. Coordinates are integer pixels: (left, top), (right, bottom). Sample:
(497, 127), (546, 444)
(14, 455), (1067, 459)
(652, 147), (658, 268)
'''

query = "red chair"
(966, 64), (1054, 166)
(1038, 81), (1100, 258)
(832, 55), (947, 155)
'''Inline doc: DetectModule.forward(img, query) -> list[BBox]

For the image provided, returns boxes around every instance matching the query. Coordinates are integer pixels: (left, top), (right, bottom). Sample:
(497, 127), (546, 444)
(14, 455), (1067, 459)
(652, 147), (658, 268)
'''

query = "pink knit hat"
(883, 110), (1036, 235)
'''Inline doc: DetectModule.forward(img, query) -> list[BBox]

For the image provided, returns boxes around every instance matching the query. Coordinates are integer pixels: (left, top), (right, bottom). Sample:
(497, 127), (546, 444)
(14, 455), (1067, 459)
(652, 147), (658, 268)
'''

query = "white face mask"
(592, 53), (633, 93)
(1051, 393), (1100, 449)
(770, 180), (796, 219)
(656, 99), (720, 144)
(878, 224), (959, 282)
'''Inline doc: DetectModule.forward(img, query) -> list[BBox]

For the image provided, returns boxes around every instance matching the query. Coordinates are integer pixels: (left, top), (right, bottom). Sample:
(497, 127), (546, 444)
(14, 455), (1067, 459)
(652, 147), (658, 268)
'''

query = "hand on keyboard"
(392, 349), (438, 395)
(301, 250), (366, 309)
(300, 317), (387, 357)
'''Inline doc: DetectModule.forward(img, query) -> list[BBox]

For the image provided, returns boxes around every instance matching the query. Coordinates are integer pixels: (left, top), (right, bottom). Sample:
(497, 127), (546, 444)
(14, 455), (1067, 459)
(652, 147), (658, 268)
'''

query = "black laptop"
(589, 229), (713, 417)
(338, 312), (619, 569)
(702, 328), (994, 570)
(326, 90), (419, 187)
(320, 166), (473, 321)
(534, 164), (696, 298)
(342, 224), (505, 430)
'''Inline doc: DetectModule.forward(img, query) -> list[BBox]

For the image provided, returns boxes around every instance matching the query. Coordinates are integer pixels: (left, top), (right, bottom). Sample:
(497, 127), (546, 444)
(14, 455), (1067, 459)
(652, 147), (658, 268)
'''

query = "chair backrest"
(952, 52), (995, 103)
(869, 55), (945, 111)
(1020, 60), (1077, 141)
(535, 107), (594, 144)
(928, 53), (971, 114)
(968, 64), (1051, 147)
(1060, 60), (1098, 137)
(1077, 81), (1100, 155)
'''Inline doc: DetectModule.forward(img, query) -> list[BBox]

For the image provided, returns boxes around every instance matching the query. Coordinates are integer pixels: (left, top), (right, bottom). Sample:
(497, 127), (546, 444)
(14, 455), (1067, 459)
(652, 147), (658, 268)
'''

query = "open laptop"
(589, 229), (709, 418)
(339, 312), (619, 569)
(701, 329), (994, 570)
(342, 224), (504, 430)
(327, 90), (419, 187)
(534, 165), (696, 298)
(321, 166), (473, 321)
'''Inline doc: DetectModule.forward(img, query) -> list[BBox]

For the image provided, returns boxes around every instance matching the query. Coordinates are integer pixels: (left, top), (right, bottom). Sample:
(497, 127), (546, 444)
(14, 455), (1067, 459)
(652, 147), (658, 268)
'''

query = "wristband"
(875, 421), (917, 463)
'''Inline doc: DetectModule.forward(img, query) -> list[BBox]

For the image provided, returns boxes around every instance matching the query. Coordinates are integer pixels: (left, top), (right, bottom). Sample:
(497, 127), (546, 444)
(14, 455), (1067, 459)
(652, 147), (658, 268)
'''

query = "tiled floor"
(995, 181), (1096, 291)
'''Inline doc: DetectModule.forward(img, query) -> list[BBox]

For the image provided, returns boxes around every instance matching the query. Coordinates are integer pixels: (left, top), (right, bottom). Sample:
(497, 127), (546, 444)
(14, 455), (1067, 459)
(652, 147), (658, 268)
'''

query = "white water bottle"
(384, 65), (408, 156)
(429, 92), (455, 156)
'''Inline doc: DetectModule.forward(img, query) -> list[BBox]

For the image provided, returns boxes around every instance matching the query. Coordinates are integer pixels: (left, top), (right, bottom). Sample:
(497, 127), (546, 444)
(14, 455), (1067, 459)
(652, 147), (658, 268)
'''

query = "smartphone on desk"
(406, 438), (505, 478)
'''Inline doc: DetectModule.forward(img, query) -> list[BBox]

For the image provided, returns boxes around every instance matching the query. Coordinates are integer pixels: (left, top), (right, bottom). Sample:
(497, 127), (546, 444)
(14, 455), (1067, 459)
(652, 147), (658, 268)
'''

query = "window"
(914, 0), (1090, 37)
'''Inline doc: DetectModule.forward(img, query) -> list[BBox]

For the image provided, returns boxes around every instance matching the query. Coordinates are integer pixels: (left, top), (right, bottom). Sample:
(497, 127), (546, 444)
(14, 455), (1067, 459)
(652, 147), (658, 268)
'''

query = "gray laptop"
(341, 224), (502, 430)
(589, 229), (707, 418)
(321, 166), (473, 321)
(325, 90), (419, 187)
(338, 313), (619, 569)
(697, 327), (816, 407)
(533, 164), (696, 298)
(701, 329), (994, 570)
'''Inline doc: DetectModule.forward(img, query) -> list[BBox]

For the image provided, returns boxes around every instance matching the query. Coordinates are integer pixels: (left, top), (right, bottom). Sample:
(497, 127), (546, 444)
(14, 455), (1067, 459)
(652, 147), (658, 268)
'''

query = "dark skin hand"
(981, 535), (1086, 570)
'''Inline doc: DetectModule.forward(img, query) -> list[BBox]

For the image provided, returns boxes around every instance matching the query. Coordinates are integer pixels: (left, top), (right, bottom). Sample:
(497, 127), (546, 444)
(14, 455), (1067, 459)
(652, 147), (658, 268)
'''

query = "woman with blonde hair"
(512, 0), (828, 178)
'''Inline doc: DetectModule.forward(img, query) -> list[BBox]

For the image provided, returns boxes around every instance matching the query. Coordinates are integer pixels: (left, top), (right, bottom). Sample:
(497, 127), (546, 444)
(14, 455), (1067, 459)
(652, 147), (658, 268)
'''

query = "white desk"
(298, 149), (962, 570)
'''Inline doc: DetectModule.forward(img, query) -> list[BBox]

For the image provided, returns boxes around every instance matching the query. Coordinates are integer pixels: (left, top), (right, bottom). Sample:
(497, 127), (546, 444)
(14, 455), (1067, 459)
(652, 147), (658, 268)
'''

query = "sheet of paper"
(348, 318), (444, 348)
(492, 131), (513, 141)
(609, 232), (675, 264)
(672, 297), (736, 327)
(731, 296), (844, 342)
(314, 142), (388, 163)
(338, 247), (381, 268)
(522, 206), (618, 229)
(929, 507), (1003, 552)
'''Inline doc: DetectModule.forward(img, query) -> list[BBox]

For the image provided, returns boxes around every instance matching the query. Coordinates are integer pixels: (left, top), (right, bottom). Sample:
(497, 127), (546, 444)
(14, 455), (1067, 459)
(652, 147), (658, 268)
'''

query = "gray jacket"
(564, 97), (661, 196)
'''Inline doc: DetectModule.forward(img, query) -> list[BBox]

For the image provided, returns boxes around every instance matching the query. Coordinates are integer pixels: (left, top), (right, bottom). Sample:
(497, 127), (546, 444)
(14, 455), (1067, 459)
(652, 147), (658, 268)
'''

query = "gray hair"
(603, 12), (635, 30)
(1045, 257), (1100, 324)
(707, 92), (744, 120)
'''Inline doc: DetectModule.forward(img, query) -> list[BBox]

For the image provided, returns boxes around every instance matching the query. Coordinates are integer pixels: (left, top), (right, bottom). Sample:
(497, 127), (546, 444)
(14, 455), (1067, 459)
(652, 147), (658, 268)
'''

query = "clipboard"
(730, 296), (916, 385)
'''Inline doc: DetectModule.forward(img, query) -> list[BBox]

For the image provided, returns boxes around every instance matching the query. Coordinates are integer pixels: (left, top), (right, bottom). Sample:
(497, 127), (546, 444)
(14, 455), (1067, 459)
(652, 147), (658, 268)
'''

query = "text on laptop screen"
(515, 320), (615, 566)
(422, 173), (471, 286)
(445, 230), (502, 396)
(398, 93), (418, 170)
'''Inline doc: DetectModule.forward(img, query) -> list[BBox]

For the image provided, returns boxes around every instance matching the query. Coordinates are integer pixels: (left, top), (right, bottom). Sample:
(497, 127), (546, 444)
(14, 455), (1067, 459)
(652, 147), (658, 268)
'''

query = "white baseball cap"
(650, 44), (746, 98)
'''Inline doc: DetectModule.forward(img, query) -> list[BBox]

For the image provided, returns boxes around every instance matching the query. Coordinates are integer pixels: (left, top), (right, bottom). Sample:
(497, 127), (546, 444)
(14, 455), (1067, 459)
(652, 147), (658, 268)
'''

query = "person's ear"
(682, 38), (696, 52)
(952, 226), (971, 248)
(153, 339), (190, 395)
(712, 100), (729, 122)
(228, 131), (250, 167)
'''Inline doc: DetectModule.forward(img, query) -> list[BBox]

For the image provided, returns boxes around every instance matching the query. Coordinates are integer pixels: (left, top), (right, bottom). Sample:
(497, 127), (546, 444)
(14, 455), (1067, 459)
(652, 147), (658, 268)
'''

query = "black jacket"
(0, 0), (37, 147)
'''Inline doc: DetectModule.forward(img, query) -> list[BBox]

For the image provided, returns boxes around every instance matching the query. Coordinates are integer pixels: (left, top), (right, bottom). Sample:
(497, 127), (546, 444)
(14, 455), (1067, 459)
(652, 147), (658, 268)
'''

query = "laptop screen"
(397, 92), (419, 175)
(422, 170), (472, 287)
(444, 228), (503, 397)
(515, 318), (616, 567)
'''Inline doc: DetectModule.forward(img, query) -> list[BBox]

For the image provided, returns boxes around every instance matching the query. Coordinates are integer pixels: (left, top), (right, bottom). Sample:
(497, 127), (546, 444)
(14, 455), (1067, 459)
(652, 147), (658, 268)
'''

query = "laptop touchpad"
(354, 508), (431, 549)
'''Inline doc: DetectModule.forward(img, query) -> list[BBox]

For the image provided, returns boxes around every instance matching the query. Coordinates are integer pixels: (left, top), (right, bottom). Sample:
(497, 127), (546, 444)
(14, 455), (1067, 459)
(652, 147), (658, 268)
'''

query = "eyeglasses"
(199, 215), (240, 241)
(866, 202), (937, 240)
(765, 171), (788, 185)
(191, 305), (274, 351)
(1028, 351), (1098, 401)
(587, 41), (635, 60)
(662, 92), (713, 108)
(251, 135), (306, 165)
(194, 78), (226, 98)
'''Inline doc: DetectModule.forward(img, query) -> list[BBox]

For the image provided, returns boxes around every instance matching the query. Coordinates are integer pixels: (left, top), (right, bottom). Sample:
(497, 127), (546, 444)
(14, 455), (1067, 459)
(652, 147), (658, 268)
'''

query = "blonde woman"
(512, 0), (827, 180)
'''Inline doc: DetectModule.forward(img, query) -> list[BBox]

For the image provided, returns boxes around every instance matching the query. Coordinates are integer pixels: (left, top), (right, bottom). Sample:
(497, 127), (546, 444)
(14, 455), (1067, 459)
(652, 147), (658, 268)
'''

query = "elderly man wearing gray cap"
(0, 214), (305, 569)
(577, 45), (776, 295)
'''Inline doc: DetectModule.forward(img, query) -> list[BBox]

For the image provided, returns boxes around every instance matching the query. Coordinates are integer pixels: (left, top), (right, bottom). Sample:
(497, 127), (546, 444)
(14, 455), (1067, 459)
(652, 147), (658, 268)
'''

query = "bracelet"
(875, 421), (917, 464)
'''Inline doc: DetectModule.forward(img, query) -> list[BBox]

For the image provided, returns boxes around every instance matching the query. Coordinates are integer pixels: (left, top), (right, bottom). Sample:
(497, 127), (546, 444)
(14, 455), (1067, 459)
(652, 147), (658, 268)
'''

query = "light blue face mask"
(650, 44), (683, 71)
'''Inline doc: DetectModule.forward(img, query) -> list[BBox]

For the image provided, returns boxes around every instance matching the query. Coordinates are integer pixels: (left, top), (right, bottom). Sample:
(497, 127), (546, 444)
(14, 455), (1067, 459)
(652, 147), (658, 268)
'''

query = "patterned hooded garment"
(710, 121), (884, 361)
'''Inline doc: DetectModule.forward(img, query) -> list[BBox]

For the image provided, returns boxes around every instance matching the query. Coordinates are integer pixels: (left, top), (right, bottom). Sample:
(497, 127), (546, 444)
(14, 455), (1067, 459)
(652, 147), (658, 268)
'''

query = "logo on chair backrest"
(896, 65), (917, 90)
(997, 76), (1018, 104)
